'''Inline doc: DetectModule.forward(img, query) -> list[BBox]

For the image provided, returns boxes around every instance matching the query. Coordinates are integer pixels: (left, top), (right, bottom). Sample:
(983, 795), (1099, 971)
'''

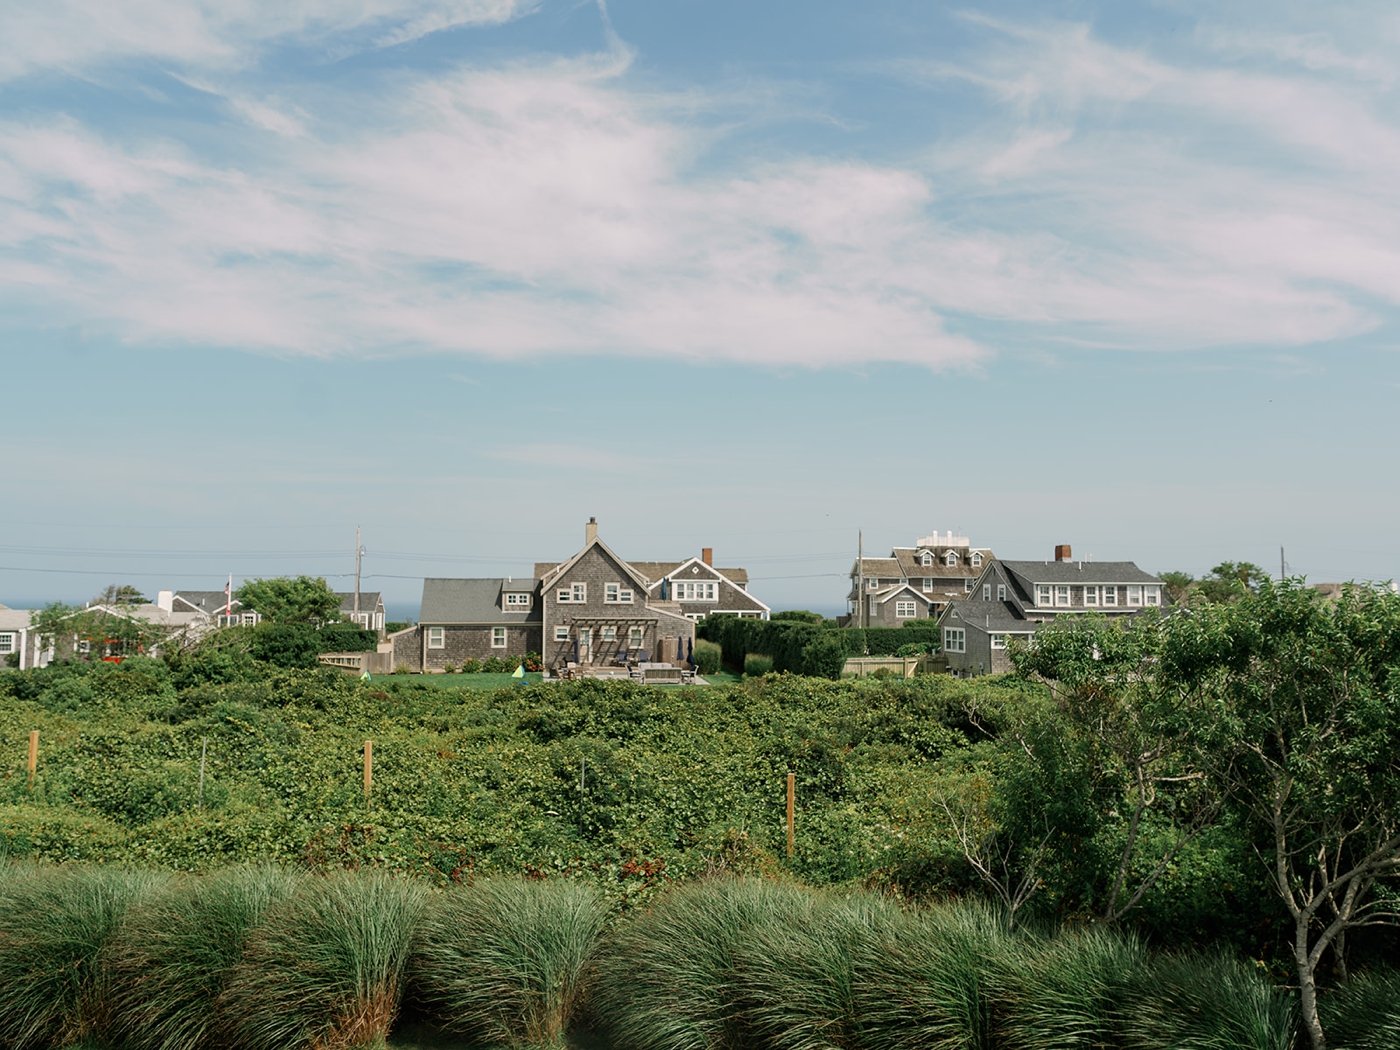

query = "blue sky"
(1, 0), (1397, 616)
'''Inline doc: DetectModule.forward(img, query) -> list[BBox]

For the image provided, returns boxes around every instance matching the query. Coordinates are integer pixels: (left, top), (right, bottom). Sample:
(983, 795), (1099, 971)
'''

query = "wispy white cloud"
(3, 9), (1400, 368)
(0, 0), (536, 80)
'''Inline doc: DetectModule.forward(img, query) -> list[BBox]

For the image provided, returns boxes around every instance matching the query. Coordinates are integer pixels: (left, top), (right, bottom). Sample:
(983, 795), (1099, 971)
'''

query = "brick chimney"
(702, 547), (713, 566)
(585, 517), (598, 545)
(1054, 544), (1072, 563)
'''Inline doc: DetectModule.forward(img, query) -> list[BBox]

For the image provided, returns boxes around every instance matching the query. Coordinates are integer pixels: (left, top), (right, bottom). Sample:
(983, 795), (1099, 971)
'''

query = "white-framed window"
(1038, 585), (1052, 606)
(491, 627), (507, 648)
(1103, 586), (1117, 606)
(1128, 585), (1142, 605)
(1085, 585), (1098, 606)
(895, 600), (917, 617)
(601, 626), (617, 641)
(922, 577), (933, 591)
(983, 584), (992, 601)
(867, 578), (878, 590)
(428, 627), (444, 649)
(554, 626), (570, 642)
(604, 583), (634, 603)
(505, 592), (531, 609)
(997, 584), (1006, 601)
(77, 639), (91, 654)
(1056, 586), (1070, 606)
(686, 613), (705, 622)
(628, 626), (644, 647)
(945, 551), (959, 566)
(0, 633), (13, 653)
(990, 634), (1006, 649)
(920, 552), (933, 566)
(557, 583), (586, 603)
(971, 553), (983, 567)
(965, 578), (974, 592)
(1145, 586), (1161, 606)
(676, 581), (718, 601)
(944, 628), (965, 653)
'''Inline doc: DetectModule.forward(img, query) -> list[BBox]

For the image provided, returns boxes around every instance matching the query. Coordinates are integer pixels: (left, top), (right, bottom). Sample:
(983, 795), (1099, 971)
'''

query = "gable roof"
(335, 592), (384, 614)
(872, 582), (930, 604)
(1000, 561), (1161, 586)
(851, 557), (902, 578)
(892, 548), (992, 577)
(420, 578), (543, 624)
(538, 537), (651, 592)
(172, 590), (240, 615)
(630, 561), (750, 586)
(938, 599), (1035, 633)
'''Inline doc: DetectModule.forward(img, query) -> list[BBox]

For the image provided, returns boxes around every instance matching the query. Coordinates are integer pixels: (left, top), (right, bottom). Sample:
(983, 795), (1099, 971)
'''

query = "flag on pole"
(511, 663), (525, 679)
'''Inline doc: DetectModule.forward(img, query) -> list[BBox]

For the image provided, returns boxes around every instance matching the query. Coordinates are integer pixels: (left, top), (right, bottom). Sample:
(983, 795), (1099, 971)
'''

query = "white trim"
(554, 626), (569, 642)
(601, 625), (617, 642)
(644, 555), (771, 616)
(491, 627), (507, 648)
(504, 591), (532, 610)
(944, 627), (965, 653)
(894, 600), (917, 618)
(556, 582), (587, 603)
(628, 625), (644, 647)
(428, 627), (445, 649)
(603, 582), (634, 604)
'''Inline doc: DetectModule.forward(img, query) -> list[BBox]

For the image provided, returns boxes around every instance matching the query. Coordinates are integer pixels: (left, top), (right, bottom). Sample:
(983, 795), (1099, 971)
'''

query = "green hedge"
(697, 619), (845, 679)
(696, 620), (943, 675)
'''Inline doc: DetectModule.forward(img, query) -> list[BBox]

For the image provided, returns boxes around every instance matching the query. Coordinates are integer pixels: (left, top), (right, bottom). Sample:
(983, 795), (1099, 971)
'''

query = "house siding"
(544, 545), (695, 669)
(421, 624), (543, 671)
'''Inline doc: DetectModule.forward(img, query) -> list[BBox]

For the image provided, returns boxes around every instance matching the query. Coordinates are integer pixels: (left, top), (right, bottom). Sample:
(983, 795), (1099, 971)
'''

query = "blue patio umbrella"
(660, 577), (669, 599)
(678, 635), (684, 664)
(687, 637), (694, 663)
(572, 635), (579, 663)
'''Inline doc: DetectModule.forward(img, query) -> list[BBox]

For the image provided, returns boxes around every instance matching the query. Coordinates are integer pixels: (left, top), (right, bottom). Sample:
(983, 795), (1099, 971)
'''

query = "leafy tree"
(235, 576), (342, 626)
(1159, 571), (1195, 605)
(1157, 582), (1400, 1050)
(1011, 613), (1219, 926)
(94, 584), (148, 606)
(29, 601), (166, 662)
(1196, 561), (1270, 604)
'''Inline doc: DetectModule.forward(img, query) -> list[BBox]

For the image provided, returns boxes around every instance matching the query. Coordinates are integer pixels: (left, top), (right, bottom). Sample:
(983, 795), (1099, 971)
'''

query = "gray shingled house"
(844, 530), (995, 626)
(937, 544), (1165, 676)
(335, 591), (386, 635)
(389, 518), (766, 674)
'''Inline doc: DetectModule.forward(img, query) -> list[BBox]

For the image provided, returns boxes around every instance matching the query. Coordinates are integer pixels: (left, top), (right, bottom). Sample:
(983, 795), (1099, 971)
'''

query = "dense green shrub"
(481, 656), (506, 673)
(744, 654), (774, 677)
(409, 878), (610, 1048)
(771, 610), (825, 624)
(248, 623), (378, 669)
(693, 639), (722, 675)
(459, 658), (482, 673)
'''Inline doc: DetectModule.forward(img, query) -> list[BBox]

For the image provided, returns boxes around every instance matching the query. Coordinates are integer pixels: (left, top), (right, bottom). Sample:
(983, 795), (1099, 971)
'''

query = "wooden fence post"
(27, 731), (38, 790)
(786, 771), (795, 857)
(364, 740), (373, 806)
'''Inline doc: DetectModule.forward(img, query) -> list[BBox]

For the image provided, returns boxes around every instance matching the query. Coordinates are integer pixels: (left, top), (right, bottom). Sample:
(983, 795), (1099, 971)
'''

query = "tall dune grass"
(853, 900), (1010, 1050)
(408, 877), (611, 1049)
(105, 865), (303, 1050)
(1120, 952), (1297, 1050)
(221, 870), (427, 1050)
(592, 876), (817, 1050)
(739, 890), (905, 1050)
(1318, 968), (1400, 1050)
(0, 864), (169, 1050)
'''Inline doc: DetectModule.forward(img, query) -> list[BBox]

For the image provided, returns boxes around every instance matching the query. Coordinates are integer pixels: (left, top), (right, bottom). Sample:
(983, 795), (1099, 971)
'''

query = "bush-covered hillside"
(0, 657), (1287, 958)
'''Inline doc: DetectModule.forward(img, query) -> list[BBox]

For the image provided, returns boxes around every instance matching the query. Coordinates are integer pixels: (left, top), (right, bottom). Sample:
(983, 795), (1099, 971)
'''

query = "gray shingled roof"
(420, 578), (542, 624)
(173, 591), (240, 613)
(1000, 561), (1161, 586)
(941, 600), (1037, 632)
(891, 548), (993, 577)
(335, 592), (383, 613)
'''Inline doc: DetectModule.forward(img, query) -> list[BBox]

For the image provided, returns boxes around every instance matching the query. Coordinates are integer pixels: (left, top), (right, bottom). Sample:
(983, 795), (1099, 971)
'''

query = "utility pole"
(857, 529), (864, 629)
(354, 525), (363, 622)
(1280, 546), (1286, 582)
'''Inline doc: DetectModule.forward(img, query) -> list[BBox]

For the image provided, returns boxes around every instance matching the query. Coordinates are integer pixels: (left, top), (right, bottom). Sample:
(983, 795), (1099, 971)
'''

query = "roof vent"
(1055, 544), (1072, 563)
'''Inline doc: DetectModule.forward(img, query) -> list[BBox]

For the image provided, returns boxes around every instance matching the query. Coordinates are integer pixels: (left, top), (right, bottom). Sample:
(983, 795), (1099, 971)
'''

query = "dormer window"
(971, 553), (983, 567)
(504, 592), (531, 609)
(920, 552), (933, 566)
(944, 551), (959, 566)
